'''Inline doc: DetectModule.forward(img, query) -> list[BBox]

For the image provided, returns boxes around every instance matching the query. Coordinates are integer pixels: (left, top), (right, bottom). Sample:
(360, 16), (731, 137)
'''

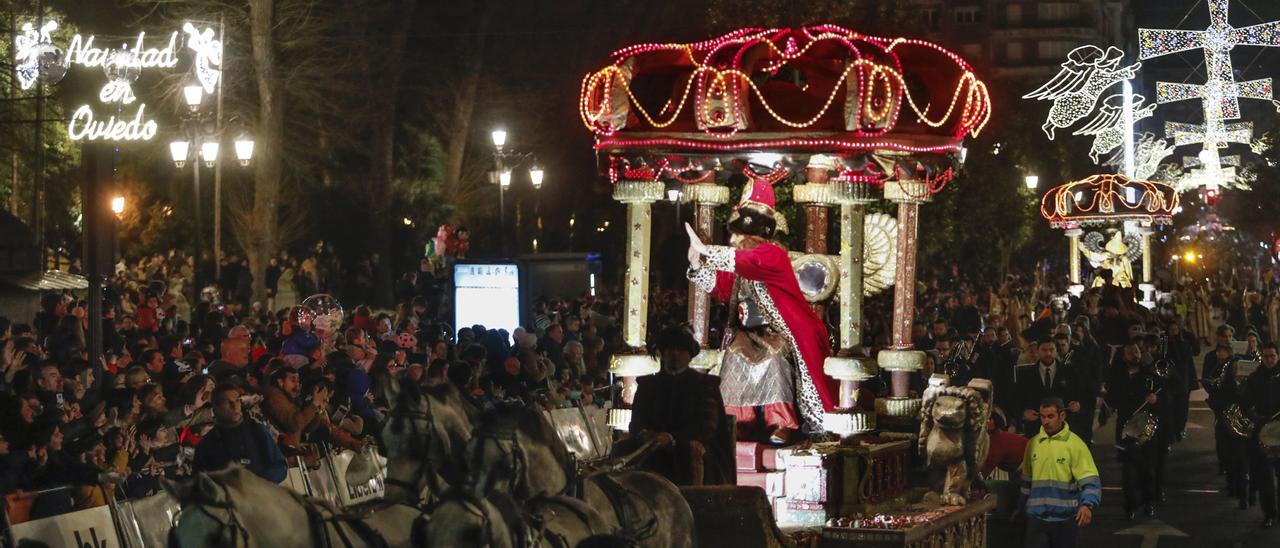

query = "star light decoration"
(1139, 0), (1280, 121)
(1024, 45), (1141, 139)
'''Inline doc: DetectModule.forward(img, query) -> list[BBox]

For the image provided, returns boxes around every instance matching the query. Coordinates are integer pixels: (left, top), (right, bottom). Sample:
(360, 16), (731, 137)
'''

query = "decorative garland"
(1040, 174), (1179, 227)
(580, 25), (991, 141)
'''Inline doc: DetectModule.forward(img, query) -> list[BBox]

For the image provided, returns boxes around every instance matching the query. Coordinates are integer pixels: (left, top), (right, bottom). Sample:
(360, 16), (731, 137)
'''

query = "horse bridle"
(168, 483), (250, 548)
(471, 412), (579, 499)
(385, 387), (445, 498)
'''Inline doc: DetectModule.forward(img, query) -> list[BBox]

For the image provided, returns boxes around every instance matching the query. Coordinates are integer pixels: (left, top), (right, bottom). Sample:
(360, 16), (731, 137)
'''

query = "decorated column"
(820, 177), (881, 435)
(1065, 227), (1084, 296)
(609, 180), (664, 403)
(877, 176), (930, 420)
(684, 180), (730, 370)
(1137, 225), (1155, 308)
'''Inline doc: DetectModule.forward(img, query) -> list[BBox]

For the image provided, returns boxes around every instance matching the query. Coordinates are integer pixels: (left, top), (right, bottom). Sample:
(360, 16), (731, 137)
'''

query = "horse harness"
(441, 489), (601, 548)
(385, 387), (446, 500)
(169, 480), (389, 548)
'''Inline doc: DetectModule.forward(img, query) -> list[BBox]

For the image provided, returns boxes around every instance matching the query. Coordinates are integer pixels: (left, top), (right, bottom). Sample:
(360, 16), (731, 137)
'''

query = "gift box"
(774, 496), (826, 526)
(735, 441), (766, 472)
(739, 471), (786, 498)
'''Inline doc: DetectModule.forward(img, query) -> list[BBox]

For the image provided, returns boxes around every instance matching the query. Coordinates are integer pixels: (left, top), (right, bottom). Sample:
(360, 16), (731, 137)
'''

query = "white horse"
(379, 375), (478, 506)
(465, 406), (696, 547)
(426, 488), (610, 548)
(165, 465), (422, 547)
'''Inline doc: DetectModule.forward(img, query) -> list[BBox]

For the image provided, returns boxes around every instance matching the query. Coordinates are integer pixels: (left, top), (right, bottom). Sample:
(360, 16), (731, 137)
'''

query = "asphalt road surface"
(993, 390), (1280, 547)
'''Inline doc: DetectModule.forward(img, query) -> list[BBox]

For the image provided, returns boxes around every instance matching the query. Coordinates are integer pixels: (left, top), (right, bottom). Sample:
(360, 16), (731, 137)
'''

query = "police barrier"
(6, 445), (386, 548)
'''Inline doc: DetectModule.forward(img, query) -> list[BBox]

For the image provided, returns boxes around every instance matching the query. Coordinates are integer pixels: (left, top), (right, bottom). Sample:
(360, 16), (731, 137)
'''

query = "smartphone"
(55, 393), (65, 407)
(331, 404), (350, 424)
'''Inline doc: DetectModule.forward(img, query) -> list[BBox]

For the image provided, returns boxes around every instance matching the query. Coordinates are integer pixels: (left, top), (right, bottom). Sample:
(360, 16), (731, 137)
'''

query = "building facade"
(906, 1), (1133, 80)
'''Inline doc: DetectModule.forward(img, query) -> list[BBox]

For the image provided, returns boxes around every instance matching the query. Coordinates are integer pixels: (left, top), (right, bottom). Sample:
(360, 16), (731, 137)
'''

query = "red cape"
(707, 242), (837, 411)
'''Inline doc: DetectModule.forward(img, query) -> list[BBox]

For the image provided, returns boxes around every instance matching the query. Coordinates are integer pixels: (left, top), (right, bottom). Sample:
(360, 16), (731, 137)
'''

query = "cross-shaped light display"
(1139, 0), (1280, 120)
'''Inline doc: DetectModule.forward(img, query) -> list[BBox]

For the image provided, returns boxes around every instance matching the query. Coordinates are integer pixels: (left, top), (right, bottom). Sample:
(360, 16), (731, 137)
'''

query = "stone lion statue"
(918, 378), (992, 506)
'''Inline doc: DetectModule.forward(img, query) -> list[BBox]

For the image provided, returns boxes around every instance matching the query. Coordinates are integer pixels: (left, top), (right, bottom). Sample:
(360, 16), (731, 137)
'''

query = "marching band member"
(1105, 338), (1166, 520)
(1238, 342), (1280, 527)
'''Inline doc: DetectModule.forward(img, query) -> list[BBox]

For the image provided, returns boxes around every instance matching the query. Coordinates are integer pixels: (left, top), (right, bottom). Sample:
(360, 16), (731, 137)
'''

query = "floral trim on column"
(703, 245), (736, 273)
(686, 267), (716, 294)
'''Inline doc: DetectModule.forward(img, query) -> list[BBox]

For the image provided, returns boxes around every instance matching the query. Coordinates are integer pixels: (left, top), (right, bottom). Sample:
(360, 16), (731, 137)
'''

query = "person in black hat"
(612, 325), (729, 486)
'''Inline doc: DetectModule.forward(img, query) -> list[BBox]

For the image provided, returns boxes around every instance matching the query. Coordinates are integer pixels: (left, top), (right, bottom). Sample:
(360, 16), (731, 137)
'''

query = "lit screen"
(454, 263), (520, 338)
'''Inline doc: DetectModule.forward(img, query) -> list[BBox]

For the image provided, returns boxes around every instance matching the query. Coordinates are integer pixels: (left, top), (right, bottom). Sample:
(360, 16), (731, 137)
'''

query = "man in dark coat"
(1015, 339), (1086, 438)
(617, 325), (729, 486)
(193, 385), (287, 483)
(1240, 342), (1280, 527)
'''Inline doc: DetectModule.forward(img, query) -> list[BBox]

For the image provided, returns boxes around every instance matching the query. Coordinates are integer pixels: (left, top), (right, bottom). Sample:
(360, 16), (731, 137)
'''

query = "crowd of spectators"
(0, 248), (634, 521)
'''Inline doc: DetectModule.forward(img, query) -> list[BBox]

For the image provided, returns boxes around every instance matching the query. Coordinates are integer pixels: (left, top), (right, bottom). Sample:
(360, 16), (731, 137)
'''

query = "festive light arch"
(579, 25), (991, 149)
(1040, 174), (1180, 228)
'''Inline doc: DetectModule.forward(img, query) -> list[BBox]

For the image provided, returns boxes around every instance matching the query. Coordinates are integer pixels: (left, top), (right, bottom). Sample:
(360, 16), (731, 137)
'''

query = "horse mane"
(476, 406), (574, 487)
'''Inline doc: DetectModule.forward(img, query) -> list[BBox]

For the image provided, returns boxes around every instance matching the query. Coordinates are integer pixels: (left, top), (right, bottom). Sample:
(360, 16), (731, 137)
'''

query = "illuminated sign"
(11, 20), (221, 142)
(183, 23), (222, 93)
(67, 104), (157, 141)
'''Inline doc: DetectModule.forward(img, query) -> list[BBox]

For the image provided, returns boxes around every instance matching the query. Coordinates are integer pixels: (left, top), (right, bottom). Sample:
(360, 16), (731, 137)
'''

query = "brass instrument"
(1222, 404), (1255, 440)
(1151, 334), (1171, 379)
(1260, 410), (1280, 458)
(940, 335), (978, 379)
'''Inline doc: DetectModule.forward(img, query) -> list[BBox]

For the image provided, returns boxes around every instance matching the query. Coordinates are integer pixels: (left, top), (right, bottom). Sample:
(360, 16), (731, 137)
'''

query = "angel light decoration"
(1024, 45), (1141, 139)
(1074, 93), (1157, 163)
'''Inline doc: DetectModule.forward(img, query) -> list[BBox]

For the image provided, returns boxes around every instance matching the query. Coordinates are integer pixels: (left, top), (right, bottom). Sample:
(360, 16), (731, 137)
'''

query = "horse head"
(381, 374), (478, 505)
(424, 488), (518, 548)
(164, 469), (251, 548)
(467, 405), (575, 501)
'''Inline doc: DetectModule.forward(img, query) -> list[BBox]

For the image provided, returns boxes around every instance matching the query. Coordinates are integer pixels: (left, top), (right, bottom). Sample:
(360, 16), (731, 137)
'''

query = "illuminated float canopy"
(579, 24), (991, 189)
(1040, 174), (1180, 228)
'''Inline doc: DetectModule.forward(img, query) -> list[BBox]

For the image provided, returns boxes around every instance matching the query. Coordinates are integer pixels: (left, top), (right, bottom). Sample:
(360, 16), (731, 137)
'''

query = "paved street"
(993, 390), (1280, 547)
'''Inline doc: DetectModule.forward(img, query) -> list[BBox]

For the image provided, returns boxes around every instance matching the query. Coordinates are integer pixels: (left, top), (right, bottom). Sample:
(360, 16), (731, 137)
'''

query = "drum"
(1260, 420), (1280, 458)
(1222, 404), (1255, 440)
(1121, 409), (1157, 446)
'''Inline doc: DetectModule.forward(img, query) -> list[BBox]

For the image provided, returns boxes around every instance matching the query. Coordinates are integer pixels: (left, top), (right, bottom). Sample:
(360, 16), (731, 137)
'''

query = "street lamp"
(1024, 175), (1039, 190)
(110, 196), (125, 216)
(234, 134), (255, 166)
(169, 140), (190, 169)
(200, 141), (220, 168)
(183, 82), (203, 111)
(490, 129), (546, 256)
(529, 165), (544, 190)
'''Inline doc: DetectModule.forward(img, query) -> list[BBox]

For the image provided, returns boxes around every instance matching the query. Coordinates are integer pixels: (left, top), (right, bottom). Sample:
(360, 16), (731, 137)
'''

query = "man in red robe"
(686, 176), (835, 442)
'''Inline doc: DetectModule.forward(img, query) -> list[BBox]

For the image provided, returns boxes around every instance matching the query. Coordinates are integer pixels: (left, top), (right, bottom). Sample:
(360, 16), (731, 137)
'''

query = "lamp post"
(170, 81), (253, 301)
(1024, 175), (1039, 190)
(490, 128), (545, 257)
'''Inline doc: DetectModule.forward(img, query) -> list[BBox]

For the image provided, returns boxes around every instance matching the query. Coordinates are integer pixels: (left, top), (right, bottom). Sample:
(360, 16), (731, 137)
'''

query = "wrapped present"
(738, 471), (786, 498)
(735, 441), (766, 472)
(775, 496), (826, 526)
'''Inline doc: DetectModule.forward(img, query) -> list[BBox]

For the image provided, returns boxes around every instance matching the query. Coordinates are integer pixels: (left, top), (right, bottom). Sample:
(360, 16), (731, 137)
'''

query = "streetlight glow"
(234, 135), (255, 166)
(529, 165), (544, 189)
(183, 83), (204, 110)
(1024, 175), (1039, 189)
(499, 169), (512, 188)
(200, 141), (219, 167)
(491, 129), (507, 149)
(110, 196), (125, 215)
(1184, 251), (1196, 263)
(169, 140), (190, 168)
(667, 188), (683, 202)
